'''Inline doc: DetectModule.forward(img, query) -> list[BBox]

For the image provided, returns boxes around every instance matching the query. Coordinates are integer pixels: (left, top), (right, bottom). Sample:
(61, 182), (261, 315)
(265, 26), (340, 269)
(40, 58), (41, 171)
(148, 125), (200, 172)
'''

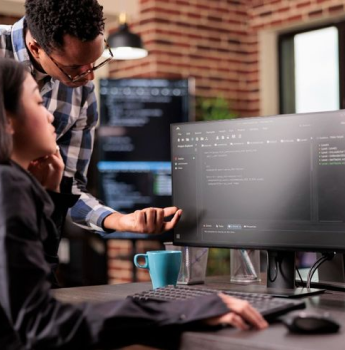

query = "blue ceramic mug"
(134, 250), (182, 289)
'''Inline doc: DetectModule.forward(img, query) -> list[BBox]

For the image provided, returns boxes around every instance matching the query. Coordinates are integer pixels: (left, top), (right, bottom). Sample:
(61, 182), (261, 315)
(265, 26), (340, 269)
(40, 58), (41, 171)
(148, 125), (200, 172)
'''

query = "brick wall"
(110, 0), (345, 117)
(108, 239), (161, 284)
(110, 0), (253, 116)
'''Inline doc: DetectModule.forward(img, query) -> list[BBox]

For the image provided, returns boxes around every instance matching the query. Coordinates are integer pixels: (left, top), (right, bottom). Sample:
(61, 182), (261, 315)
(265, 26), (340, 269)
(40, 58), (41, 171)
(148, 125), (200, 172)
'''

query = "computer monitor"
(171, 110), (345, 293)
(97, 161), (172, 213)
(99, 78), (191, 161)
(94, 78), (191, 240)
(95, 161), (173, 241)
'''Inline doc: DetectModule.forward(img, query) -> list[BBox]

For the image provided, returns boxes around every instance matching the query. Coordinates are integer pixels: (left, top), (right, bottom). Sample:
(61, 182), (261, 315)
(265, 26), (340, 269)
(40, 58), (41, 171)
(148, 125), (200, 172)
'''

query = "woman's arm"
(0, 168), (267, 349)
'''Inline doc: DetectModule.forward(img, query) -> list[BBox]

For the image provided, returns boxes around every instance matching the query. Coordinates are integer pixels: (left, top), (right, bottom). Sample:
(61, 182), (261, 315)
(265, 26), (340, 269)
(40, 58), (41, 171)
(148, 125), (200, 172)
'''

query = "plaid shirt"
(0, 18), (115, 231)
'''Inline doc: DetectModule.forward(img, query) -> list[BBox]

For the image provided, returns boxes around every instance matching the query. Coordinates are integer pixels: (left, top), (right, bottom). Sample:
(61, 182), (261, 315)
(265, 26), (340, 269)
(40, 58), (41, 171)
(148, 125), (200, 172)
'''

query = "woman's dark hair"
(25, 0), (105, 54)
(0, 59), (28, 163)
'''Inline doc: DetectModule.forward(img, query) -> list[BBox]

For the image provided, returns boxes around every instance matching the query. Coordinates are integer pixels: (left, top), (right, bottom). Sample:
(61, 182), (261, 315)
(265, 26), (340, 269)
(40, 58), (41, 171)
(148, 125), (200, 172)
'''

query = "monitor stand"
(266, 251), (325, 298)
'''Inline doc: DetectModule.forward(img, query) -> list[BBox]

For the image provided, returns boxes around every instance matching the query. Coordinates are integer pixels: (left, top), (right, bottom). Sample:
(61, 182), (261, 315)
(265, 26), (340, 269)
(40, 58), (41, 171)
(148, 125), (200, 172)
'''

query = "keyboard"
(129, 285), (306, 321)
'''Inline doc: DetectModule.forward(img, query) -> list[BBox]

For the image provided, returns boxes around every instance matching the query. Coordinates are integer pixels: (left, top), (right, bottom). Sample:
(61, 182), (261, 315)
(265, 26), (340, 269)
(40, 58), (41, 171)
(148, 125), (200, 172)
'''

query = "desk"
(52, 278), (345, 350)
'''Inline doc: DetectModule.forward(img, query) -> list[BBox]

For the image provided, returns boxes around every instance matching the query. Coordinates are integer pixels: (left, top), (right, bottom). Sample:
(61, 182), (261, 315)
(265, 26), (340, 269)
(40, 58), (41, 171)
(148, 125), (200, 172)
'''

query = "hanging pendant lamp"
(107, 13), (148, 60)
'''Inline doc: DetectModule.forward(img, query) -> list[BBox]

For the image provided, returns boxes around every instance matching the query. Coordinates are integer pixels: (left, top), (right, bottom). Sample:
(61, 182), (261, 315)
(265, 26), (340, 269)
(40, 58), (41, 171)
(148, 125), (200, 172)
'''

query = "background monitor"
(97, 161), (172, 213)
(94, 78), (191, 240)
(171, 110), (345, 291)
(99, 78), (191, 161)
(95, 161), (173, 241)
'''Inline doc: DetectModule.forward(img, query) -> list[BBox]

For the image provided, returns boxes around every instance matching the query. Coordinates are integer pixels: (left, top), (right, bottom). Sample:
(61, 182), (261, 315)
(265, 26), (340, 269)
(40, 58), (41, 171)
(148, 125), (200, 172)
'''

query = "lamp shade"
(108, 23), (148, 60)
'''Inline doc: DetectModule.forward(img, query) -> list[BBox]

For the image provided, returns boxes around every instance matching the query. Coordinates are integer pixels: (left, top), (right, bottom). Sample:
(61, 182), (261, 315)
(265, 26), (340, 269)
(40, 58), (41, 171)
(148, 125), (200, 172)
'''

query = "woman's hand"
(28, 146), (64, 192)
(204, 293), (269, 330)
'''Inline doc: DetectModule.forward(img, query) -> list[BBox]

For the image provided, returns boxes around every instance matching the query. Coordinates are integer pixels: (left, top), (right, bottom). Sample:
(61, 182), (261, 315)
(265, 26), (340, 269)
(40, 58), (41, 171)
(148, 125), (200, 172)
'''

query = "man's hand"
(103, 206), (182, 233)
(205, 293), (269, 330)
(28, 147), (64, 192)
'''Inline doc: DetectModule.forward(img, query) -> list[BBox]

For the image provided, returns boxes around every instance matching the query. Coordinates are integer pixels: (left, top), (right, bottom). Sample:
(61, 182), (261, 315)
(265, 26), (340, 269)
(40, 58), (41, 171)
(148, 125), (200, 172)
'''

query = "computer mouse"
(281, 311), (340, 334)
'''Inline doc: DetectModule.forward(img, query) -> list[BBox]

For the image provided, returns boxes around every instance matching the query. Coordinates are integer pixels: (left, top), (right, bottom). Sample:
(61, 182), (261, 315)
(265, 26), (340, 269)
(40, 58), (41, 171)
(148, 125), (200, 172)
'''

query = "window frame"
(279, 22), (345, 114)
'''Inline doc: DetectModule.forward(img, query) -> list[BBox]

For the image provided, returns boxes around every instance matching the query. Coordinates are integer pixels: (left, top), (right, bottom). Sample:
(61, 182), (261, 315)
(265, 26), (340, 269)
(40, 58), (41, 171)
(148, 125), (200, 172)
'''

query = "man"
(0, 0), (182, 234)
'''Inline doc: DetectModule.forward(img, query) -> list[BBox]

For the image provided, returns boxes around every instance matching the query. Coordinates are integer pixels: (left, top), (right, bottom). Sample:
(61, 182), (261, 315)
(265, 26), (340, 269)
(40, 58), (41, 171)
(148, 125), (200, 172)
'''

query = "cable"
(268, 253), (278, 283)
(307, 255), (328, 288)
(307, 256), (327, 289)
(306, 252), (336, 289)
(296, 267), (303, 285)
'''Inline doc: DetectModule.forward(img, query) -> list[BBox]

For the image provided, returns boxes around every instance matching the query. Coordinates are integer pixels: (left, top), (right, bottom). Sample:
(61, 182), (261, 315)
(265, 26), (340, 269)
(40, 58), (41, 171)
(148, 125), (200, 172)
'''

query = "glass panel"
(294, 27), (339, 113)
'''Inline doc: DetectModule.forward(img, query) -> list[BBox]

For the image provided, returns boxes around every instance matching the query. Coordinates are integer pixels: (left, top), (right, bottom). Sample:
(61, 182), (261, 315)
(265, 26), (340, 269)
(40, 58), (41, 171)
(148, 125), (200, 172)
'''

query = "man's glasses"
(47, 39), (114, 83)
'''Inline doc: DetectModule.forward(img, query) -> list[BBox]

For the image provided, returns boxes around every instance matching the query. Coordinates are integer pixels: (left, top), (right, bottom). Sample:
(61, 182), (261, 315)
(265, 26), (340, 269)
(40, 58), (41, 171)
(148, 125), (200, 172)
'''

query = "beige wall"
(0, 0), (25, 16)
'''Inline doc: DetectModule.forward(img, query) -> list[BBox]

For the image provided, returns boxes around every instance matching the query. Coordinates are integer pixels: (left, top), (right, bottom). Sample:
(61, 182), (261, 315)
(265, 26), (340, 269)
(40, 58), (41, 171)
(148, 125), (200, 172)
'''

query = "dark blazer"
(0, 161), (229, 349)
(0, 303), (24, 350)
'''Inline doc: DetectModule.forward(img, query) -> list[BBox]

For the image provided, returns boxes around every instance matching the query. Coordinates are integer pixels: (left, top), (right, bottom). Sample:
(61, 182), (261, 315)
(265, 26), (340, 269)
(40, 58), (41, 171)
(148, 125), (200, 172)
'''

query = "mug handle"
(134, 254), (149, 269)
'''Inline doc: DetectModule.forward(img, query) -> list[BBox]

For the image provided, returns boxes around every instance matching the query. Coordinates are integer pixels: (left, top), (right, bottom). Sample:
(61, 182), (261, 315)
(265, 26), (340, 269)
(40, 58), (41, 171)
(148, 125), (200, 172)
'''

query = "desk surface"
(51, 278), (345, 350)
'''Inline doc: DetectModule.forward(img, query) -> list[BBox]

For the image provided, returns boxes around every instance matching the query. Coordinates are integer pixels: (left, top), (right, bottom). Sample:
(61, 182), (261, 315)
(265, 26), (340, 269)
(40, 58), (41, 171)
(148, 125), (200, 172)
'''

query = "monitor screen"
(99, 78), (191, 161)
(95, 161), (173, 241)
(171, 110), (345, 291)
(97, 161), (172, 213)
(171, 110), (345, 252)
(94, 78), (191, 240)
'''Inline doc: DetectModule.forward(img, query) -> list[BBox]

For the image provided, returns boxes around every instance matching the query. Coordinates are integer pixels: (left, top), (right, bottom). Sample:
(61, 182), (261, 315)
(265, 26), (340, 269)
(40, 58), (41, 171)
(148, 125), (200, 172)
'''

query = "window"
(279, 23), (345, 114)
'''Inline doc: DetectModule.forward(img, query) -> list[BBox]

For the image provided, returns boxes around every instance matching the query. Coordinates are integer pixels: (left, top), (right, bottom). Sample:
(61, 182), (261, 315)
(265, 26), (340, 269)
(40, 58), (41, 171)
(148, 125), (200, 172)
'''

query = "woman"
(0, 58), (267, 349)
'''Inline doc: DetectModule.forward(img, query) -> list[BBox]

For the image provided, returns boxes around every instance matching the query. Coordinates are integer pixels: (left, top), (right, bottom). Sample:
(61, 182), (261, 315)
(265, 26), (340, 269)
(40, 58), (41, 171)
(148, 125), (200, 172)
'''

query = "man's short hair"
(25, 0), (105, 54)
